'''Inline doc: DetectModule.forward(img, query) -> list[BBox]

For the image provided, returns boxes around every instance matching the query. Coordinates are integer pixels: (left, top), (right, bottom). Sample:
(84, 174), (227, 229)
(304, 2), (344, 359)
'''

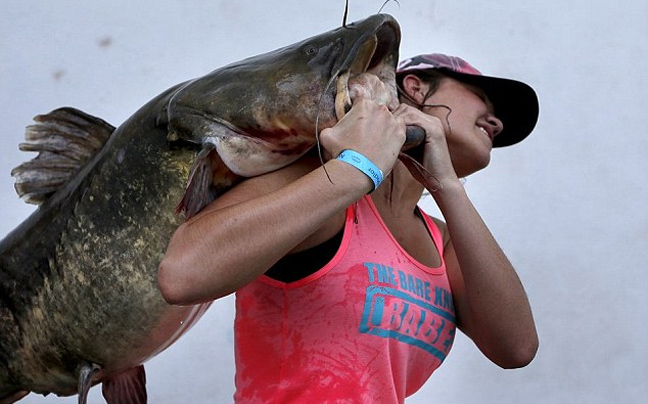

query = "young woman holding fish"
(159, 53), (539, 403)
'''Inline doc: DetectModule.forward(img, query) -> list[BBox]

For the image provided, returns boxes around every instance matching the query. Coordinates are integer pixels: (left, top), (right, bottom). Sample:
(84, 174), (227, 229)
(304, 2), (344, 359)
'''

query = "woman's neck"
(371, 161), (426, 216)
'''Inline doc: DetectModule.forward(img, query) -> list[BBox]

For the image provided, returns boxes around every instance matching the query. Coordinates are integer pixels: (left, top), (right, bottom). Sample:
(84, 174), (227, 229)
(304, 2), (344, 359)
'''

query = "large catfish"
(0, 13), (430, 404)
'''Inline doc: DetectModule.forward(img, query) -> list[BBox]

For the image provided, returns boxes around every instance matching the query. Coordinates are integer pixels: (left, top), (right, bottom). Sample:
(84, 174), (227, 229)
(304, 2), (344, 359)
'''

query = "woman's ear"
(401, 74), (430, 105)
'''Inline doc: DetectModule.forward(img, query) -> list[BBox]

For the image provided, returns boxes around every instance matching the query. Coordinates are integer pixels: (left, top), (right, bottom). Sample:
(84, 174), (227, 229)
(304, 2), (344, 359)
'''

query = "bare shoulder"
(430, 216), (451, 248)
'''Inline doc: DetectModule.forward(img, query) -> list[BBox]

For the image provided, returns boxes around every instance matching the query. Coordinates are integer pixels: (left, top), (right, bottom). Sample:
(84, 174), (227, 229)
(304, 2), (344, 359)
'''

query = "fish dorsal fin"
(11, 107), (115, 205)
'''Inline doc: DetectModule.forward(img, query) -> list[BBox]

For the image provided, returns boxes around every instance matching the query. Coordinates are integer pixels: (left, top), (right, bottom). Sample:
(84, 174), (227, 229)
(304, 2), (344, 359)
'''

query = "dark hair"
(396, 69), (447, 105)
(396, 69), (454, 137)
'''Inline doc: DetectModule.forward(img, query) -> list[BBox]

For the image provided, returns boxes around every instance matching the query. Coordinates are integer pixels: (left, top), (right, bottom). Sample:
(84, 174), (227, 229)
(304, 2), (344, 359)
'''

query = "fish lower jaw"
(334, 70), (399, 122)
(335, 71), (352, 121)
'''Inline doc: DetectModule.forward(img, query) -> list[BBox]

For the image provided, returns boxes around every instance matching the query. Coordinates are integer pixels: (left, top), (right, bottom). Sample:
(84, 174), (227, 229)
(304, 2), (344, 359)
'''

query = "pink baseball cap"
(397, 53), (539, 147)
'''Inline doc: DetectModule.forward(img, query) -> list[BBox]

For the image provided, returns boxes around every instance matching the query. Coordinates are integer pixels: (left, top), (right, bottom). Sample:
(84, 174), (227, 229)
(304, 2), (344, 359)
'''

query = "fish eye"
(304, 45), (318, 56)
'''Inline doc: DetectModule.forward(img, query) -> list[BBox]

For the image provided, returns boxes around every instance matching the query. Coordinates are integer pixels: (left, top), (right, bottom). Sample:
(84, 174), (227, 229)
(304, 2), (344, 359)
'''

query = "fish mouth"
(334, 20), (400, 121)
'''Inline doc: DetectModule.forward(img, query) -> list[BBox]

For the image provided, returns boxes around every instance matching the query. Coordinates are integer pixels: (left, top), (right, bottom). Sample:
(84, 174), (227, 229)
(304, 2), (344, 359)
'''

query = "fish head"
(165, 13), (402, 177)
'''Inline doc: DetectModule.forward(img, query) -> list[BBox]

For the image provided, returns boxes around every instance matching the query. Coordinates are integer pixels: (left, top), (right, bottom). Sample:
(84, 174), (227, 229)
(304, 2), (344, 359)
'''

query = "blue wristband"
(336, 149), (384, 191)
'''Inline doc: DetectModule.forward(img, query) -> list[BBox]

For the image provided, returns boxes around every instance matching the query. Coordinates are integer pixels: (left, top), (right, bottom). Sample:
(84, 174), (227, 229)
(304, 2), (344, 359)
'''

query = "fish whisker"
(315, 68), (345, 183)
(378, 0), (401, 14)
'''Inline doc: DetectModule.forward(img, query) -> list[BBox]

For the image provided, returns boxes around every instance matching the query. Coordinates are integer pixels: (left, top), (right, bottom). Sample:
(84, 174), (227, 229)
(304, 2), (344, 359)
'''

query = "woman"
(158, 53), (540, 403)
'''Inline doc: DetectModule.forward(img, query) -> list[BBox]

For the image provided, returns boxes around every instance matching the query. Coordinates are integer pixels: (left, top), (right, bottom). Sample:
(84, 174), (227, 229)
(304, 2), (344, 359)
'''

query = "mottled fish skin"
(1, 91), (210, 399)
(0, 13), (408, 404)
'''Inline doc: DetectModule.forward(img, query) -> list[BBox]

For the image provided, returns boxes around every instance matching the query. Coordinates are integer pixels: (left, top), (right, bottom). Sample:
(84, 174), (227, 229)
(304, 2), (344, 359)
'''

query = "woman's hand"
(319, 97), (406, 176)
(392, 104), (460, 186)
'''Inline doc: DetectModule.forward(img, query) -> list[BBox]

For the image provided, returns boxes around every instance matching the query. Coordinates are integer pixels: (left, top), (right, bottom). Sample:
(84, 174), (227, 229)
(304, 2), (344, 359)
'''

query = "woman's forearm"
(158, 160), (372, 305)
(434, 180), (538, 368)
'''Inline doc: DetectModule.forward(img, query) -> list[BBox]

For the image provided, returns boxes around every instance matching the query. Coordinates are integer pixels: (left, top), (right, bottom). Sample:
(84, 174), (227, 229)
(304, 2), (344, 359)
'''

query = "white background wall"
(1, 0), (647, 403)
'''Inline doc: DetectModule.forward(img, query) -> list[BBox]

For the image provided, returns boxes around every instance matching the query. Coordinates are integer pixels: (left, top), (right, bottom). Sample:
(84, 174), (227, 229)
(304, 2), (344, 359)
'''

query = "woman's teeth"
(478, 126), (489, 136)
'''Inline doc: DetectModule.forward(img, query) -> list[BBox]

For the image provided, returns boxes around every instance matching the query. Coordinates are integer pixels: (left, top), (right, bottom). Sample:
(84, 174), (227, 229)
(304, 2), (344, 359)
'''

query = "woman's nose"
(486, 114), (504, 138)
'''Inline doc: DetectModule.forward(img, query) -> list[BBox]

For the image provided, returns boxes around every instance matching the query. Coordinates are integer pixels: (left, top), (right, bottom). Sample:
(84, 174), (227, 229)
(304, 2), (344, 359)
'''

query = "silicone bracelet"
(336, 149), (383, 190)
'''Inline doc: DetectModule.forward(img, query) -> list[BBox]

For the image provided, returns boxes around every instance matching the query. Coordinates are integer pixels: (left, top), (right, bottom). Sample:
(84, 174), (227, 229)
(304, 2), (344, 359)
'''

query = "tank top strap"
(349, 196), (446, 272)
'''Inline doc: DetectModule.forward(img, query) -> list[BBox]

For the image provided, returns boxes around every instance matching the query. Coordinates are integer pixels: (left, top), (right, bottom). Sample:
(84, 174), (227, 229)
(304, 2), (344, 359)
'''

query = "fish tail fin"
(101, 366), (147, 404)
(11, 107), (115, 205)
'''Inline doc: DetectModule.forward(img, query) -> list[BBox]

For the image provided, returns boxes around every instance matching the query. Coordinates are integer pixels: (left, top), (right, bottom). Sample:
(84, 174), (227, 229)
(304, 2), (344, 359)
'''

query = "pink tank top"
(233, 196), (456, 404)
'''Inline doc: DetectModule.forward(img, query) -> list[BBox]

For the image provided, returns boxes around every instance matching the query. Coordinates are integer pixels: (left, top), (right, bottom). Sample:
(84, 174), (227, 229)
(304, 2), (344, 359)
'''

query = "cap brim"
(441, 70), (539, 147)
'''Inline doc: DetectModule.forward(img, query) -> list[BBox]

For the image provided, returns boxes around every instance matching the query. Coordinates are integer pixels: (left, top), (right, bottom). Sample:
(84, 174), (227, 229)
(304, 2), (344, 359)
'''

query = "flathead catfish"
(0, 13), (427, 404)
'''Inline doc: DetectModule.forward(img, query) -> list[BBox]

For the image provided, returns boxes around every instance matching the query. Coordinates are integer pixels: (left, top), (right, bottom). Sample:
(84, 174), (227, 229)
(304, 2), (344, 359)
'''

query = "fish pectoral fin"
(11, 107), (115, 205)
(176, 143), (218, 219)
(176, 143), (239, 219)
(101, 365), (147, 404)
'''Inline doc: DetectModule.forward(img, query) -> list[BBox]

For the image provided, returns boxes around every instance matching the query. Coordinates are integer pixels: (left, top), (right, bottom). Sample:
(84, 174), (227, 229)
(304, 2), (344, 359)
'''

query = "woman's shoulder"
(428, 214), (451, 248)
